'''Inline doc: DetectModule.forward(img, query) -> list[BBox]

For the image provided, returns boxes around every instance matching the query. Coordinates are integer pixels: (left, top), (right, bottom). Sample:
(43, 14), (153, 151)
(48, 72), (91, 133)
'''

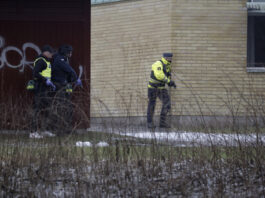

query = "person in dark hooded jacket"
(52, 45), (80, 86)
(51, 44), (82, 134)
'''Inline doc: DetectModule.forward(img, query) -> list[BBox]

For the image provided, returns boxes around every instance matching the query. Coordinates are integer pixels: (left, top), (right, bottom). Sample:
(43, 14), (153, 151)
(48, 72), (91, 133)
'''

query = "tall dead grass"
(0, 79), (264, 197)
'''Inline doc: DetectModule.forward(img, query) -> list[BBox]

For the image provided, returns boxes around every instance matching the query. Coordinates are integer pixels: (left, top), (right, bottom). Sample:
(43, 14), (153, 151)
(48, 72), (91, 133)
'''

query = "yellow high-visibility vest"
(148, 57), (171, 89)
(33, 57), (51, 79)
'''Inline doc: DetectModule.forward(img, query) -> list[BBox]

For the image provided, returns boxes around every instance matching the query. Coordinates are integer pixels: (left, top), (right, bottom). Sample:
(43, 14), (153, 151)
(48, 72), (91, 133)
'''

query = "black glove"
(168, 80), (176, 88)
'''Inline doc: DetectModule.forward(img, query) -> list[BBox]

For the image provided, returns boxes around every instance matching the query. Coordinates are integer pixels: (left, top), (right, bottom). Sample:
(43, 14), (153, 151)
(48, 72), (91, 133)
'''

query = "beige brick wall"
(91, 0), (265, 119)
(171, 0), (264, 117)
(91, 0), (172, 117)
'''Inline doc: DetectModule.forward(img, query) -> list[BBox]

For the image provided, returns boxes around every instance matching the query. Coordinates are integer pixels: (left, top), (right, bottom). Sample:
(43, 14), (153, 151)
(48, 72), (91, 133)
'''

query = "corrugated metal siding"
(0, 1), (16, 15)
(22, 0), (84, 16)
(0, 0), (87, 21)
(0, 0), (90, 129)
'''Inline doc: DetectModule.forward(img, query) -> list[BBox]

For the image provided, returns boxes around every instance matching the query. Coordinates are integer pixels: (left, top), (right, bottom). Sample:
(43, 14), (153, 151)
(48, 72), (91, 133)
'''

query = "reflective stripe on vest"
(34, 57), (51, 79)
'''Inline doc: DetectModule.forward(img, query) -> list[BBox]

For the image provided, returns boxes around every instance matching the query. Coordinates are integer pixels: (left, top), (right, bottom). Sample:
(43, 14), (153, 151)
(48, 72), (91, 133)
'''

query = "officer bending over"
(147, 53), (176, 129)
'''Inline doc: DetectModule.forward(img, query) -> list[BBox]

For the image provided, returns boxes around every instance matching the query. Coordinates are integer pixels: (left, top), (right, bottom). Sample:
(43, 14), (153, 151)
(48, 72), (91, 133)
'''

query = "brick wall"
(171, 0), (260, 117)
(91, 0), (172, 117)
(91, 0), (265, 120)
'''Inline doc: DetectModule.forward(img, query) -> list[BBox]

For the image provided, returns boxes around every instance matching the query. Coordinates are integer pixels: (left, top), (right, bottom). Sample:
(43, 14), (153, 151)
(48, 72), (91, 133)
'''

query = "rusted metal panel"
(0, 0), (90, 129)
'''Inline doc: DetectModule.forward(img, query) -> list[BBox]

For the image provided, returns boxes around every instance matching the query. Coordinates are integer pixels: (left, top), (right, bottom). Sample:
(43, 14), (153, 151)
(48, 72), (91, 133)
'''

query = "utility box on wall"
(0, 0), (90, 129)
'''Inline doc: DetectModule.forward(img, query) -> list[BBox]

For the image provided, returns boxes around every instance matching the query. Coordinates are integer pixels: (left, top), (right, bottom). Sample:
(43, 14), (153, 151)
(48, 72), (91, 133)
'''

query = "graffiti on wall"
(0, 35), (83, 77)
(0, 35), (41, 72)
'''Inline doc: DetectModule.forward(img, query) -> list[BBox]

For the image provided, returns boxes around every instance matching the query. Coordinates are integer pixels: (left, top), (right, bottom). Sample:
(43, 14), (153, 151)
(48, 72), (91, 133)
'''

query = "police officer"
(31, 45), (56, 134)
(51, 44), (82, 134)
(147, 53), (176, 129)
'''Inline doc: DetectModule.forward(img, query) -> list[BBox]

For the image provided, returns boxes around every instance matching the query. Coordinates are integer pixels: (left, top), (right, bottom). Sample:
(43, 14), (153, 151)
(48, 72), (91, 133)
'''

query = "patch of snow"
(87, 125), (265, 146)
(96, 141), (109, 147)
(76, 141), (92, 147)
(122, 131), (265, 146)
(75, 141), (110, 147)
(29, 132), (44, 139)
(29, 131), (56, 139)
(42, 131), (56, 137)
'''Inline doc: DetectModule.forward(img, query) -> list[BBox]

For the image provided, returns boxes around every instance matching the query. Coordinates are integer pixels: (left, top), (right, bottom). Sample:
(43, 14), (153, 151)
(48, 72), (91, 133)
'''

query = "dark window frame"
(247, 0), (265, 72)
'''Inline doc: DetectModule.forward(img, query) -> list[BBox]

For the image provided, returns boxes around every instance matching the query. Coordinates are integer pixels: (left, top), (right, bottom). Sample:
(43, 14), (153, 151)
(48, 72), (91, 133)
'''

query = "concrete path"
(87, 125), (265, 147)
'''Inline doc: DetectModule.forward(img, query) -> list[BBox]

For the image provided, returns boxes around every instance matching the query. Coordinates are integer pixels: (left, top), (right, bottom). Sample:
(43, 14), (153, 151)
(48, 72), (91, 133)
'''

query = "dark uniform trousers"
(147, 88), (171, 126)
(51, 83), (73, 134)
(32, 82), (52, 131)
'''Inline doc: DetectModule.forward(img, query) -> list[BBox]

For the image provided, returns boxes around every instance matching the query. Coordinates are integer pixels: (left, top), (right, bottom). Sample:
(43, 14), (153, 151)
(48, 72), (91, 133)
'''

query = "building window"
(247, 0), (265, 72)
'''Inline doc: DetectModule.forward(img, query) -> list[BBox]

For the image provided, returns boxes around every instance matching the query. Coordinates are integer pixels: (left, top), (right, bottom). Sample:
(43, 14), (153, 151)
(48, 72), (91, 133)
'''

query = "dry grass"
(0, 83), (264, 197)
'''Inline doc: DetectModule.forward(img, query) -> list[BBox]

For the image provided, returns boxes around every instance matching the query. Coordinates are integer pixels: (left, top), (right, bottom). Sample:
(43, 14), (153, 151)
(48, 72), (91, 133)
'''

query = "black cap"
(163, 53), (173, 58)
(58, 44), (73, 56)
(41, 45), (55, 53)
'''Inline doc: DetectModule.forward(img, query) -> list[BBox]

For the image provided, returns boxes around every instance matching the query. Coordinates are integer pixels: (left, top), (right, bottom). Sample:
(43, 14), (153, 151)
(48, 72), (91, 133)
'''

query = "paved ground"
(87, 124), (265, 147)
